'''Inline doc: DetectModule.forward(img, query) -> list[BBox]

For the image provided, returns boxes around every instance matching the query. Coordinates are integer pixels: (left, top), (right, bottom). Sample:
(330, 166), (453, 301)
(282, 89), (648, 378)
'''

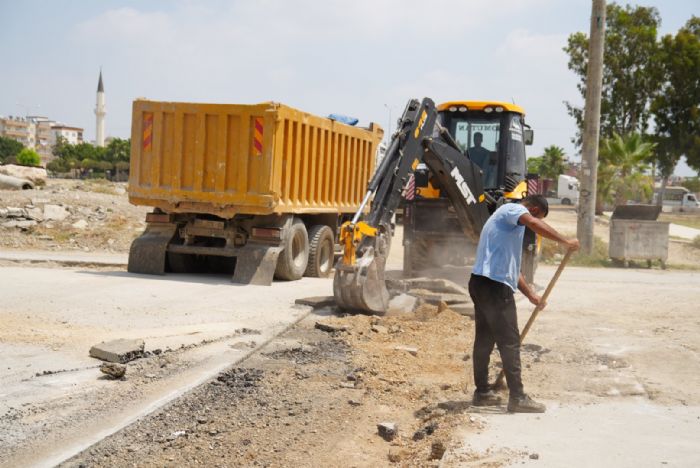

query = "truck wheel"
(275, 218), (309, 281)
(562, 198), (571, 206)
(304, 225), (334, 278)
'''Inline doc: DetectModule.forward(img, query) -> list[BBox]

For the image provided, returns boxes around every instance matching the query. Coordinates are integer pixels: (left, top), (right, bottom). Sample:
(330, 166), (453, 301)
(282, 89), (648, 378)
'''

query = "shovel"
(492, 249), (574, 389)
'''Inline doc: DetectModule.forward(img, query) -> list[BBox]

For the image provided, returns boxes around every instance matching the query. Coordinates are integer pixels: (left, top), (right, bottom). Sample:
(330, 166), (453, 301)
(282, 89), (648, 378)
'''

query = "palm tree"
(539, 145), (568, 180)
(597, 133), (656, 211)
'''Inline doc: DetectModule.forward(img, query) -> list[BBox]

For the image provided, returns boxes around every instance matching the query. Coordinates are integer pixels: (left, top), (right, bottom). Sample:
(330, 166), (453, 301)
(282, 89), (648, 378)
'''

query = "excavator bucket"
(333, 246), (390, 315)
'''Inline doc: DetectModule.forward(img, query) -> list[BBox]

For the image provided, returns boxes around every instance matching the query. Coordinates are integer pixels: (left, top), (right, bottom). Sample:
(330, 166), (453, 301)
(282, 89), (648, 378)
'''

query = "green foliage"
(16, 148), (41, 167)
(49, 137), (130, 177)
(526, 146), (568, 179)
(651, 17), (700, 175)
(564, 4), (661, 147)
(0, 136), (24, 163)
(597, 133), (655, 208)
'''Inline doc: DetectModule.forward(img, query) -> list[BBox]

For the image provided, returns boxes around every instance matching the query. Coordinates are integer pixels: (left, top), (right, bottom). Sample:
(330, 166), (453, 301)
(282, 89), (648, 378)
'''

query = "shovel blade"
(333, 249), (390, 314)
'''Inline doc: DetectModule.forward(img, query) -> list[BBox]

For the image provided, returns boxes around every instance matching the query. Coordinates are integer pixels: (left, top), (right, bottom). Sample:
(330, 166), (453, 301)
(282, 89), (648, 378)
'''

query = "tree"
(539, 145), (568, 180)
(651, 17), (700, 183)
(16, 148), (41, 167)
(526, 156), (543, 174)
(104, 138), (130, 163)
(597, 132), (655, 211)
(681, 177), (700, 194)
(564, 4), (661, 147)
(0, 136), (24, 164)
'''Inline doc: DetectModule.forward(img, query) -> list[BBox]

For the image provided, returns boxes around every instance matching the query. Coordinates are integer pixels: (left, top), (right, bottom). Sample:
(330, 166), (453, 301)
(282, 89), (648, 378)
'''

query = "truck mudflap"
(128, 223), (178, 275)
(231, 243), (282, 286)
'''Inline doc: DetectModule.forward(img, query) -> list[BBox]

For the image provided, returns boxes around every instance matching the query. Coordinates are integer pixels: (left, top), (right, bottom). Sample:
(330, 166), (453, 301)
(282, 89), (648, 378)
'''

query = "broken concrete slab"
(377, 422), (398, 441)
(399, 278), (469, 296)
(100, 362), (126, 379)
(294, 296), (336, 308)
(386, 294), (418, 315)
(314, 322), (349, 333)
(449, 303), (475, 318)
(43, 204), (69, 221)
(89, 338), (145, 363)
(394, 345), (419, 357)
(408, 290), (470, 305)
(71, 219), (88, 230)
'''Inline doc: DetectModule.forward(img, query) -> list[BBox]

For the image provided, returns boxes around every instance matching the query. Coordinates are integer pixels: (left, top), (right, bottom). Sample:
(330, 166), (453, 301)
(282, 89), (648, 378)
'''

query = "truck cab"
(653, 186), (700, 212)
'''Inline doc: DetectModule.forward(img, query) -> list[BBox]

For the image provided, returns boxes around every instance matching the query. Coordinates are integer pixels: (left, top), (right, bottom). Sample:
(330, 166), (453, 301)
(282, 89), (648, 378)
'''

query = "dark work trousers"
(468, 274), (524, 397)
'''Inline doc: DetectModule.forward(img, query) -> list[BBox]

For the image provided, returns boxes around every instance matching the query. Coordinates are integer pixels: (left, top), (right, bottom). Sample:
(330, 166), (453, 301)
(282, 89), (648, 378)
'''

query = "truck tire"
(562, 198), (571, 206)
(275, 218), (309, 281)
(304, 225), (334, 278)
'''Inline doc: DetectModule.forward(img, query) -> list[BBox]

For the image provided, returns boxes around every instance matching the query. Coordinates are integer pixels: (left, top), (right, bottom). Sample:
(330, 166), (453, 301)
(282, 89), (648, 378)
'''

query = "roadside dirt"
(62, 305), (486, 467)
(0, 179), (147, 253)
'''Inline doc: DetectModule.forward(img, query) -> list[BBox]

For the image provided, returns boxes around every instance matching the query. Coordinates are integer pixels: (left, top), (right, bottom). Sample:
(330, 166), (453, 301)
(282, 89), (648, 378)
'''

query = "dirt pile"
(63, 304), (483, 467)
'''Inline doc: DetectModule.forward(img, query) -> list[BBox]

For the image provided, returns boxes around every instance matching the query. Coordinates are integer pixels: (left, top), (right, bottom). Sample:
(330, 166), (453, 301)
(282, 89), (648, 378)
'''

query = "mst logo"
(450, 166), (477, 204)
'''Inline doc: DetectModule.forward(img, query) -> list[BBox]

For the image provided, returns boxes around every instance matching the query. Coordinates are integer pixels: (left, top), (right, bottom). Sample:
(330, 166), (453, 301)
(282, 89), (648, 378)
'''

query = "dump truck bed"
(128, 100), (382, 218)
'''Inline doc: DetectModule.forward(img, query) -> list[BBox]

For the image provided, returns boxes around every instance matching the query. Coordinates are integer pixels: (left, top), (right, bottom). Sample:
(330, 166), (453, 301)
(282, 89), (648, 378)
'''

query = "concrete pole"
(577, 0), (606, 254)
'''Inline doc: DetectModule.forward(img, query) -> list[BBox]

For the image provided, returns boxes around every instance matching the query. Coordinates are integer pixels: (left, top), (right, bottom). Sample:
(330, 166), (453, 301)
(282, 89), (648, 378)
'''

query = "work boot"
(507, 394), (546, 413)
(472, 389), (503, 406)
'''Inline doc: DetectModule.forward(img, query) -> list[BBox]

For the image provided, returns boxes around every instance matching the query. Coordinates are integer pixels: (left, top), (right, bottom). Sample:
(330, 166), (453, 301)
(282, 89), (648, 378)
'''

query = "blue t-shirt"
(472, 203), (529, 291)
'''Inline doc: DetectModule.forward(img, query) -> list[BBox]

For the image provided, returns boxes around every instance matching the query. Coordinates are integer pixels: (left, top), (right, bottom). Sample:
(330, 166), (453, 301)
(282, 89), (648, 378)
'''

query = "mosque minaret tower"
(95, 69), (106, 147)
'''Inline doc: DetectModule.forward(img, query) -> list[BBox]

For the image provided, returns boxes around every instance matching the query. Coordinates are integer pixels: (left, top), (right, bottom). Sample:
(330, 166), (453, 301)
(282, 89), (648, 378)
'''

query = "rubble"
(314, 322), (349, 333)
(393, 345), (419, 356)
(89, 339), (146, 363)
(294, 296), (336, 308)
(100, 362), (127, 379)
(377, 422), (398, 441)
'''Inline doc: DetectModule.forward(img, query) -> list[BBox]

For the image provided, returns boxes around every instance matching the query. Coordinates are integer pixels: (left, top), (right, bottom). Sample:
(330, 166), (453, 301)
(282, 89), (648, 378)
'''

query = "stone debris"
(294, 296), (336, 308)
(89, 338), (146, 363)
(393, 345), (419, 357)
(71, 219), (88, 230)
(377, 422), (398, 441)
(43, 204), (70, 221)
(430, 440), (446, 460)
(386, 294), (418, 315)
(370, 324), (388, 334)
(314, 322), (349, 333)
(530, 453), (540, 460)
(100, 362), (126, 379)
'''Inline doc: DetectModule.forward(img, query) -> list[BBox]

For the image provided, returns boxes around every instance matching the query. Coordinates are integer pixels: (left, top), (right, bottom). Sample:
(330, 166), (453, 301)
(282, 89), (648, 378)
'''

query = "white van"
(653, 186), (700, 211)
(557, 174), (580, 206)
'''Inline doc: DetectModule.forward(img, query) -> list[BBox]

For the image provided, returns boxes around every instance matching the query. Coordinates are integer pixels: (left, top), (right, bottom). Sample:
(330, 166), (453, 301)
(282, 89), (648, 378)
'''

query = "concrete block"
(89, 338), (145, 363)
(295, 296), (336, 308)
(43, 204), (69, 221)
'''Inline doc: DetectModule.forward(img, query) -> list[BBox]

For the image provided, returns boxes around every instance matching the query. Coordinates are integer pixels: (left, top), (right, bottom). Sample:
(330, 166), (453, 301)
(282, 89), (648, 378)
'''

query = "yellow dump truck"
(127, 100), (382, 285)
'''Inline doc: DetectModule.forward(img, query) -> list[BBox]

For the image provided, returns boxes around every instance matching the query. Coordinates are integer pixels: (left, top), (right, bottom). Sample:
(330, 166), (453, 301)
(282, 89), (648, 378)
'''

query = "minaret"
(95, 69), (106, 147)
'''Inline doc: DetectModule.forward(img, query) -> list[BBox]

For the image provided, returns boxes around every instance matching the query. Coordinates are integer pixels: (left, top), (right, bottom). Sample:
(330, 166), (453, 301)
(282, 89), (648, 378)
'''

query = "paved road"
(443, 266), (700, 467)
(0, 262), (333, 466)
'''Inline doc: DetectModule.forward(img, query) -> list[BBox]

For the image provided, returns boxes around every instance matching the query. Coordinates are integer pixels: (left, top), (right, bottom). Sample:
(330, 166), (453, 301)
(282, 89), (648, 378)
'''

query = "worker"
(469, 194), (579, 412)
(467, 132), (496, 187)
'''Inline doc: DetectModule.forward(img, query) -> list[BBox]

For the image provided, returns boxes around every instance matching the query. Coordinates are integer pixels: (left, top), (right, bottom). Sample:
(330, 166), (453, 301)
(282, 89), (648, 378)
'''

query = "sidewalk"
(0, 248), (128, 266)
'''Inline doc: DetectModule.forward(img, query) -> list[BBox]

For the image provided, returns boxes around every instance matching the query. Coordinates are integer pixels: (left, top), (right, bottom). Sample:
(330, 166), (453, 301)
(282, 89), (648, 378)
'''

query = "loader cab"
(437, 101), (531, 199)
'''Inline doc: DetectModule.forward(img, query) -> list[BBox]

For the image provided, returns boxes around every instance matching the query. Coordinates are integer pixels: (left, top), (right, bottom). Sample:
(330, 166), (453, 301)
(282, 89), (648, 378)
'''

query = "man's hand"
(565, 238), (580, 251)
(528, 293), (545, 308)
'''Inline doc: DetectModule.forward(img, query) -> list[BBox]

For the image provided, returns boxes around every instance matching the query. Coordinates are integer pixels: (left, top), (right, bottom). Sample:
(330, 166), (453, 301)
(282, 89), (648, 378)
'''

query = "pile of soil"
(63, 305), (486, 467)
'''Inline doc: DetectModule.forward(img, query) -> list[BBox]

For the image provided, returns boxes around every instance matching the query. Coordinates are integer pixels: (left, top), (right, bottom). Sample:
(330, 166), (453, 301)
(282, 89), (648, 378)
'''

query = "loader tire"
(304, 225), (334, 278)
(275, 218), (309, 281)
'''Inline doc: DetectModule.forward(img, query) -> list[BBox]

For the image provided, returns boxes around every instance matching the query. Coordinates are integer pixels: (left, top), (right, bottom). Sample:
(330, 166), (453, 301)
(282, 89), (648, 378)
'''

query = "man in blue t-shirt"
(469, 194), (579, 413)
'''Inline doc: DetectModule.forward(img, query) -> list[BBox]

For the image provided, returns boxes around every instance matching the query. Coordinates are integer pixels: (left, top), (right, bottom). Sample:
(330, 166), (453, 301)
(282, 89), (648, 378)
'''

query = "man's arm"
(518, 213), (580, 251)
(517, 272), (542, 306)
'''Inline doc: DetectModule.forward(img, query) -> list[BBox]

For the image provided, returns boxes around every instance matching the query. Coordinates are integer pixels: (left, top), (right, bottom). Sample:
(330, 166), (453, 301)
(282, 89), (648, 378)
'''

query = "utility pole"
(577, 0), (606, 254)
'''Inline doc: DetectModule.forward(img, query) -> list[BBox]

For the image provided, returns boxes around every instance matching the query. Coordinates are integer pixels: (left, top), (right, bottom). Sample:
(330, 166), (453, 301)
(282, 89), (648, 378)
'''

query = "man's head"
(473, 132), (483, 147)
(522, 194), (549, 219)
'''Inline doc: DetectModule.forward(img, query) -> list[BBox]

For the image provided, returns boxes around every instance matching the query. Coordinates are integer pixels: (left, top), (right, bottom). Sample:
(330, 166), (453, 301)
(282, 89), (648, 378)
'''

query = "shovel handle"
(492, 249), (574, 390)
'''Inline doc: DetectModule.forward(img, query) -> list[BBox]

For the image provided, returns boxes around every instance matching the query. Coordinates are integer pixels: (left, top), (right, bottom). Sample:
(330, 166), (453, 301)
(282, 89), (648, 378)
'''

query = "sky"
(1, 0), (698, 176)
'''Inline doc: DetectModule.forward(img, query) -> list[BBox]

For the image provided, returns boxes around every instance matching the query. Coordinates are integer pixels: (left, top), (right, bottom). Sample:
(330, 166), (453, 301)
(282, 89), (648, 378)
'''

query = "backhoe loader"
(332, 97), (535, 314)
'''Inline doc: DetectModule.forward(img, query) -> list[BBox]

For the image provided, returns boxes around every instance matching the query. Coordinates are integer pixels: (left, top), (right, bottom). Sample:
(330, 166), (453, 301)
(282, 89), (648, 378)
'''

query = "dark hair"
(522, 194), (549, 217)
